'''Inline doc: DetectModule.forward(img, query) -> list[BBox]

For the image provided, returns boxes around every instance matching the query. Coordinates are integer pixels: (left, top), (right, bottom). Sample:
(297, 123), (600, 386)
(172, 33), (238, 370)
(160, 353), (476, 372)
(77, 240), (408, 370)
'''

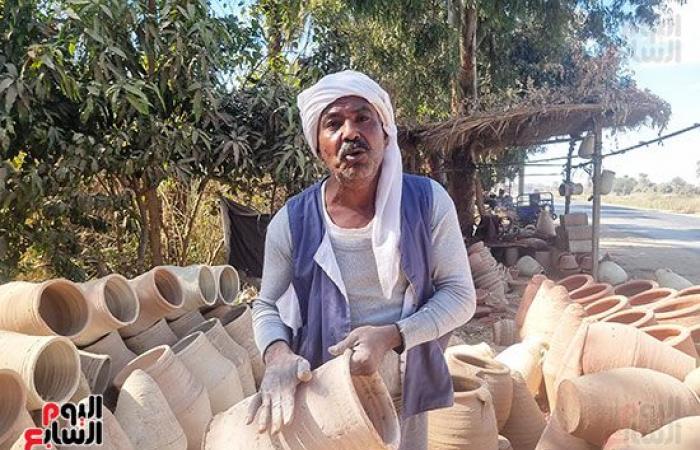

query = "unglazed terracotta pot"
(569, 283), (614, 305)
(0, 369), (26, 449)
(445, 343), (496, 361)
(678, 285), (700, 298)
(69, 372), (92, 403)
(113, 345), (212, 450)
(656, 268), (693, 290)
(600, 308), (657, 328)
(628, 288), (677, 309)
(598, 261), (628, 286)
(427, 375), (499, 450)
(612, 280), (658, 298)
(81, 331), (136, 387)
(516, 256), (544, 278)
(210, 265), (239, 306)
(534, 415), (596, 450)
(501, 372), (546, 450)
(172, 332), (244, 414)
(0, 332), (80, 410)
(163, 265), (217, 320)
(640, 324), (699, 358)
(555, 367), (700, 446)
(493, 319), (518, 347)
(495, 337), (546, 396)
(0, 279), (89, 339)
(446, 351), (513, 430)
(120, 267), (184, 338)
(74, 274), (140, 346)
(59, 399), (134, 450)
(167, 309), (206, 338)
(204, 351), (400, 450)
(687, 323), (700, 356)
(115, 369), (187, 450)
(519, 280), (570, 343)
(3, 408), (36, 450)
(498, 436), (514, 450)
(78, 351), (111, 394)
(556, 274), (594, 294)
(124, 318), (178, 355)
(515, 275), (548, 331)
(649, 295), (700, 327)
(624, 416), (700, 449)
(188, 318), (256, 397)
(602, 429), (642, 450)
(583, 295), (629, 321)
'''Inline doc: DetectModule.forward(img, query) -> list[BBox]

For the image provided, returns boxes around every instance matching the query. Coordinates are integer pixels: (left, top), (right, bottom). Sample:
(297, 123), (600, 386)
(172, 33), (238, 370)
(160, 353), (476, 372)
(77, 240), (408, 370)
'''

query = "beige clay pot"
(649, 295), (700, 327)
(167, 309), (206, 339)
(211, 265), (240, 306)
(59, 398), (134, 450)
(600, 308), (657, 328)
(78, 351), (111, 394)
(569, 283), (613, 305)
(655, 268), (693, 290)
(124, 318), (178, 355)
(515, 275), (548, 331)
(534, 415), (597, 450)
(640, 324), (699, 358)
(602, 429), (642, 450)
(678, 285), (700, 298)
(4, 408), (38, 450)
(445, 343), (496, 361)
(628, 287), (677, 309)
(625, 416), (700, 449)
(612, 279), (658, 298)
(495, 337), (546, 396)
(556, 274), (594, 294)
(583, 295), (629, 321)
(163, 265), (217, 320)
(501, 372), (546, 450)
(492, 319), (518, 347)
(0, 369), (26, 449)
(519, 280), (570, 343)
(81, 331), (136, 387)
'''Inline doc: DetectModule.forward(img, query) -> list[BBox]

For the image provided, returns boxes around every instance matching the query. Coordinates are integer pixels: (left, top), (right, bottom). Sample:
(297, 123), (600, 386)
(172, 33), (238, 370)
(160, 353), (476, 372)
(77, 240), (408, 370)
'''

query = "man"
(249, 70), (476, 449)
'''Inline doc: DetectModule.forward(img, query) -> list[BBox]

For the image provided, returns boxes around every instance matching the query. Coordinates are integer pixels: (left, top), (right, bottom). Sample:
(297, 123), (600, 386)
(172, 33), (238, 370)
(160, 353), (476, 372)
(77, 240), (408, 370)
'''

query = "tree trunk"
(457, 5), (478, 115)
(447, 147), (476, 236)
(145, 187), (163, 266)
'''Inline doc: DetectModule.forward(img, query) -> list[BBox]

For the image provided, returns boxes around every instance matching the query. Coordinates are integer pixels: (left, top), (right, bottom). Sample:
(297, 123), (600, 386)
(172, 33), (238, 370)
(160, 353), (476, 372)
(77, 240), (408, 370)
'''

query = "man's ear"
(384, 131), (389, 146)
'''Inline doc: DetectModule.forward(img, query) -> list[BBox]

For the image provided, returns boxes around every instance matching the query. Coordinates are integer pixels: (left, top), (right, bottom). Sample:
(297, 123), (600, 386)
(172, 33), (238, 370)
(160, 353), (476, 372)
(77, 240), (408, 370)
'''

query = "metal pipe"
(591, 120), (603, 280)
(565, 139), (575, 214)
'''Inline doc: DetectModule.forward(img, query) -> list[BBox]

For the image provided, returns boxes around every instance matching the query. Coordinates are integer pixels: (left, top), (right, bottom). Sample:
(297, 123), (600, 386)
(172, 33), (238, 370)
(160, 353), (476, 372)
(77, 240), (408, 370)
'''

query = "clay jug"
(493, 319), (518, 347)
(172, 331), (244, 414)
(656, 268), (693, 290)
(163, 265), (217, 320)
(519, 280), (570, 343)
(59, 399), (134, 450)
(555, 367), (700, 446)
(598, 261), (628, 286)
(534, 415), (596, 450)
(74, 274), (140, 346)
(78, 351), (111, 394)
(501, 372), (546, 450)
(628, 288), (677, 309)
(678, 285), (700, 298)
(650, 295), (700, 327)
(0, 279), (89, 339)
(113, 345), (212, 450)
(640, 324), (699, 358)
(211, 265), (239, 306)
(556, 274), (594, 294)
(583, 295), (629, 321)
(428, 375), (499, 450)
(446, 351), (513, 430)
(613, 280), (658, 298)
(167, 309), (206, 338)
(205, 350), (400, 450)
(124, 318), (178, 355)
(0, 369), (26, 449)
(208, 304), (264, 385)
(0, 332), (80, 410)
(600, 308), (656, 328)
(188, 318), (256, 397)
(516, 256), (544, 278)
(495, 337), (546, 396)
(120, 267), (184, 338)
(569, 283), (613, 305)
(81, 331), (136, 387)
(515, 275), (548, 331)
(115, 369), (187, 450)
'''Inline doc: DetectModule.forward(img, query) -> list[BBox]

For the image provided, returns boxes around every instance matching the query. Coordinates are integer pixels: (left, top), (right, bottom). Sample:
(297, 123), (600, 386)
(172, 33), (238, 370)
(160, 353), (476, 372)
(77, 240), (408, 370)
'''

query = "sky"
(525, 0), (700, 186)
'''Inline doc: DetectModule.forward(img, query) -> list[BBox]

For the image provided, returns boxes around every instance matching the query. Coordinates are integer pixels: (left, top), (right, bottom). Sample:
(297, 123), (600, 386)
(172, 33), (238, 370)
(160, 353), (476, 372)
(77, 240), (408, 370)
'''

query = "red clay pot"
(600, 308), (657, 328)
(612, 280), (658, 298)
(628, 288), (677, 310)
(569, 283), (614, 305)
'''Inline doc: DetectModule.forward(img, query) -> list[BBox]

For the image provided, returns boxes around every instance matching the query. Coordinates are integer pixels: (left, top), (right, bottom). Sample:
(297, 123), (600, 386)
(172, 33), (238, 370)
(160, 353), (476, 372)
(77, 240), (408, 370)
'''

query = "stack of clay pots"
(468, 242), (508, 304)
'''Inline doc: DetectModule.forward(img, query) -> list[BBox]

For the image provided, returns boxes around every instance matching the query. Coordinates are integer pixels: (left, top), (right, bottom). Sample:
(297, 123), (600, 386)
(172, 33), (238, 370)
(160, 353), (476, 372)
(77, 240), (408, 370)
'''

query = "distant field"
(600, 193), (700, 215)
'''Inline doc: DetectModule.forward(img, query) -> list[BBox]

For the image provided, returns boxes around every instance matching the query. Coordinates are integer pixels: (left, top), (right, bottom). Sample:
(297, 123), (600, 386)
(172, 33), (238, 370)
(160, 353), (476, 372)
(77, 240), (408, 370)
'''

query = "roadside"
(571, 193), (700, 216)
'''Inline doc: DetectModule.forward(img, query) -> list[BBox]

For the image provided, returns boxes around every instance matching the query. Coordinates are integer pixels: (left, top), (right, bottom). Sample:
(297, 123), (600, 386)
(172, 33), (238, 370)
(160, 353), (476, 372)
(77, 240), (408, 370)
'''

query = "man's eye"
(325, 121), (340, 129)
(358, 115), (370, 122)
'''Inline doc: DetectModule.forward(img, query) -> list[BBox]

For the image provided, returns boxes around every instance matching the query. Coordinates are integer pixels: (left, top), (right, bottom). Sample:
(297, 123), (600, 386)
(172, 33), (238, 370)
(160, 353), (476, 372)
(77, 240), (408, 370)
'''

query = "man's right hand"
(245, 341), (312, 435)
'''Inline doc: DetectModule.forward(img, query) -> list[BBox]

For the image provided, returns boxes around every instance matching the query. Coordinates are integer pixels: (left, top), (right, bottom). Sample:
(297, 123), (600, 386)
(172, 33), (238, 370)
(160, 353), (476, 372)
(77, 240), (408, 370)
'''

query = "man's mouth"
(339, 142), (368, 162)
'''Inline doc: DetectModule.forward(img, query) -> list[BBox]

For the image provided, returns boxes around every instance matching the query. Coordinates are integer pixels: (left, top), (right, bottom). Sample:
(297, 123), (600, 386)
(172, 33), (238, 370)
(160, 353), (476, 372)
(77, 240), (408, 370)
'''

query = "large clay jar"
(446, 351), (513, 430)
(81, 331), (136, 387)
(656, 268), (693, 290)
(555, 367), (700, 446)
(557, 274), (594, 294)
(501, 372), (546, 450)
(113, 345), (212, 450)
(188, 318), (256, 397)
(168, 309), (206, 339)
(493, 319), (518, 347)
(0, 279), (89, 339)
(204, 351), (401, 450)
(124, 318), (178, 355)
(583, 295), (629, 321)
(428, 375), (499, 450)
(678, 285), (700, 298)
(209, 304), (264, 385)
(534, 416), (596, 450)
(569, 283), (613, 305)
(211, 265), (239, 306)
(172, 332), (244, 414)
(628, 288), (677, 309)
(163, 265), (217, 320)
(120, 267), (184, 338)
(640, 324), (699, 358)
(115, 369), (187, 450)
(495, 337), (546, 396)
(0, 332), (80, 410)
(600, 308), (656, 328)
(612, 280), (658, 298)
(78, 351), (111, 394)
(74, 274), (140, 346)
(60, 399), (134, 450)
(0, 369), (26, 449)
(515, 275), (548, 331)
(649, 295), (700, 326)
(519, 280), (570, 343)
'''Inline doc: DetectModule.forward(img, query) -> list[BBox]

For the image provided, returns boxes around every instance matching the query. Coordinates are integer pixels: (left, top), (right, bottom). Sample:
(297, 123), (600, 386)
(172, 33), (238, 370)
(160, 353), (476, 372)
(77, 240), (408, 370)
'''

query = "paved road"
(559, 201), (700, 283)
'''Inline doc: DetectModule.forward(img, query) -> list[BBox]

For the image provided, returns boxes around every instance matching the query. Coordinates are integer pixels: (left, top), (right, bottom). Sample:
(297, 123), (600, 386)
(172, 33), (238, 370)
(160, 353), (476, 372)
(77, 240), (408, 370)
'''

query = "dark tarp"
(219, 196), (271, 279)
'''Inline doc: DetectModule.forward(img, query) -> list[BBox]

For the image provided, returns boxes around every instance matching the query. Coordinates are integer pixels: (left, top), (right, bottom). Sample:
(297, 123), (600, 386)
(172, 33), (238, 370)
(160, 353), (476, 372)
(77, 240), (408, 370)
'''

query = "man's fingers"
(245, 393), (262, 425)
(257, 393), (272, 433)
(328, 334), (357, 356)
(270, 392), (283, 435)
(296, 358), (312, 382)
(349, 347), (374, 376)
(282, 389), (295, 426)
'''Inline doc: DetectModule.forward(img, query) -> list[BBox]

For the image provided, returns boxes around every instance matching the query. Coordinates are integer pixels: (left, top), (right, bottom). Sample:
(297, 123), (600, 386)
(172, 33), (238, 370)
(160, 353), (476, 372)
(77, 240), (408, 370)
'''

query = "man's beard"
(335, 139), (379, 183)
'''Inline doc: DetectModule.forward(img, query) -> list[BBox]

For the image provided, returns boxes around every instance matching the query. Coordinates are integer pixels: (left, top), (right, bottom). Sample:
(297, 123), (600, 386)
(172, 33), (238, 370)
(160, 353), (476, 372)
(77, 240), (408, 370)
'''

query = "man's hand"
(328, 325), (403, 375)
(245, 341), (312, 435)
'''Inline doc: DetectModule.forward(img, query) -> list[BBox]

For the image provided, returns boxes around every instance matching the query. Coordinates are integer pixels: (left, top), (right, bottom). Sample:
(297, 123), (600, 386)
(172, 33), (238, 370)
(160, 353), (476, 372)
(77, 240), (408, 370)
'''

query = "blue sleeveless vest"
(286, 174), (453, 418)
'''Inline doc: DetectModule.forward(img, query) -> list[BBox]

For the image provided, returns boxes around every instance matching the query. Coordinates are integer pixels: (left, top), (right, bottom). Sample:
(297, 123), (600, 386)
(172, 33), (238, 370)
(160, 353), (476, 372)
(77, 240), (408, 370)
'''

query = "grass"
(599, 193), (700, 215)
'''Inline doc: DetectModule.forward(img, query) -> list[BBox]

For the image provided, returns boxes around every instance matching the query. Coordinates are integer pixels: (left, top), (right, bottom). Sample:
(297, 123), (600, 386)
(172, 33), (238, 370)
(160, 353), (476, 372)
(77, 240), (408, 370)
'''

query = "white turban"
(297, 70), (402, 299)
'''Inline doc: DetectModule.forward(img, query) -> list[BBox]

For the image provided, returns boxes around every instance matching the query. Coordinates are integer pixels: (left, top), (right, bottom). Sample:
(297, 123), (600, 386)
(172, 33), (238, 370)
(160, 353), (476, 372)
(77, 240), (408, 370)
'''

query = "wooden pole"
(591, 120), (603, 280)
(518, 163), (525, 196)
(565, 139), (575, 214)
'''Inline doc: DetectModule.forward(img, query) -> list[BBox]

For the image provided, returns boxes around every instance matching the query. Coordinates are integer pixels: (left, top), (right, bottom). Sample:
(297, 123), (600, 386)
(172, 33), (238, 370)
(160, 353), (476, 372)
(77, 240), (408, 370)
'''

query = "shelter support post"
(591, 121), (603, 280)
(565, 139), (575, 214)
(518, 163), (525, 196)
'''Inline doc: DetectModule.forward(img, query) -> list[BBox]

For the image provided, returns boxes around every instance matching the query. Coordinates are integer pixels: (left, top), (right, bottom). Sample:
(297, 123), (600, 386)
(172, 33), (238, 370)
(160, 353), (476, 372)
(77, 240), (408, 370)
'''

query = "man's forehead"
(320, 96), (378, 118)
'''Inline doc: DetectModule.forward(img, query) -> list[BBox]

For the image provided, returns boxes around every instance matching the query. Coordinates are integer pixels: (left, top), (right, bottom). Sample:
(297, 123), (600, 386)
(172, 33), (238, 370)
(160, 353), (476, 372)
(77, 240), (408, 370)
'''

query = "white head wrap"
(297, 70), (402, 299)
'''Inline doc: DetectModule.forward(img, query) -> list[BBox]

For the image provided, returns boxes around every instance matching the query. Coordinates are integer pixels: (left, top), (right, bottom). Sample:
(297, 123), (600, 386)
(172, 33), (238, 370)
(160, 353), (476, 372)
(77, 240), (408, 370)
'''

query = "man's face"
(317, 96), (388, 184)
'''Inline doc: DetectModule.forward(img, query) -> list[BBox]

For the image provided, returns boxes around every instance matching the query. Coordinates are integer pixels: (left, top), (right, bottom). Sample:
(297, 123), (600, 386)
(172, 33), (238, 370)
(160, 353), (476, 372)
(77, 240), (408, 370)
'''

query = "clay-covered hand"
(245, 341), (312, 435)
(328, 324), (403, 376)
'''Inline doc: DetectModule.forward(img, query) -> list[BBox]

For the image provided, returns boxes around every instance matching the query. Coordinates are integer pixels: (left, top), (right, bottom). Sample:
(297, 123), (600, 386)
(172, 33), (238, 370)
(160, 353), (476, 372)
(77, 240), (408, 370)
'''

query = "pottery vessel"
(3, 408), (35, 450)
(534, 415), (597, 450)
(124, 318), (178, 355)
(569, 283), (613, 305)
(211, 265), (239, 306)
(120, 267), (184, 337)
(628, 288), (677, 309)
(583, 295), (629, 321)
(0, 369), (26, 449)
(445, 343), (496, 361)
(78, 351), (111, 394)
(168, 309), (206, 339)
(493, 319), (518, 347)
(612, 280), (658, 298)
(598, 261), (628, 286)
(501, 372), (546, 450)
(626, 416), (700, 449)
(556, 274), (594, 294)
(656, 268), (693, 290)
(600, 308), (656, 328)
(519, 280), (570, 343)
(59, 399), (134, 450)
(649, 295), (700, 327)
(515, 275), (548, 331)
(640, 324), (699, 358)
(81, 331), (136, 387)
(516, 256), (544, 278)
(678, 285), (700, 298)
(163, 265), (217, 320)
(495, 337), (546, 396)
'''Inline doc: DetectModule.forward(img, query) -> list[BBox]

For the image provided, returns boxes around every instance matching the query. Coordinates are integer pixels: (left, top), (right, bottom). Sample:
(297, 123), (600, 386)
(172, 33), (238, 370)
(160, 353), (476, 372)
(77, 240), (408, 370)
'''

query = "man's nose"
(340, 119), (361, 142)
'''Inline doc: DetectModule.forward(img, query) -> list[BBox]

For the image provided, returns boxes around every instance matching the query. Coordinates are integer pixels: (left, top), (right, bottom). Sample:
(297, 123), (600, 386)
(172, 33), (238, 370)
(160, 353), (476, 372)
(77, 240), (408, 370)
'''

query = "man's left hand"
(328, 325), (403, 375)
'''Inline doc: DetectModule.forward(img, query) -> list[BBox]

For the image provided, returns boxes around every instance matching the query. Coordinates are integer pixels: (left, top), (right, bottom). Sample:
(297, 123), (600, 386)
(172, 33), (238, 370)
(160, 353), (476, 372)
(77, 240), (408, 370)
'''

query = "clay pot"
(115, 369), (187, 450)
(598, 261), (628, 286)
(583, 295), (629, 321)
(59, 399), (134, 450)
(534, 415), (597, 450)
(602, 429), (642, 450)
(446, 352), (513, 430)
(501, 372), (546, 450)
(628, 288), (677, 309)
(469, 252), (487, 274)
(124, 318), (178, 355)
(0, 369), (26, 448)
(650, 295), (700, 327)
(612, 280), (658, 298)
(515, 275), (548, 331)
(81, 331), (136, 387)
(656, 268), (693, 290)
(3, 408), (36, 450)
(683, 366), (700, 395)
(187, 318), (256, 397)
(69, 372), (92, 403)
(468, 241), (485, 255)
(0, 279), (89, 339)
(167, 309), (206, 339)
(641, 324), (699, 358)
(207, 304), (264, 385)
(555, 367), (700, 446)
(600, 308), (657, 328)
(519, 280), (571, 343)
(536, 210), (556, 237)
(516, 256), (544, 278)
(534, 251), (551, 272)
(120, 267), (184, 338)
(558, 253), (579, 272)
(0, 332), (80, 410)
(498, 436), (514, 450)
(493, 319), (518, 347)
(78, 351), (111, 394)
(626, 416), (700, 449)
(163, 265), (217, 320)
(74, 274), (140, 346)
(556, 274), (594, 294)
(172, 331), (244, 414)
(205, 350), (401, 450)
(505, 247), (520, 267)
(113, 345), (212, 450)
(687, 323), (700, 356)
(445, 343), (496, 361)
(569, 283), (613, 305)
(678, 285), (700, 298)
(495, 337), (546, 396)
(428, 375), (499, 450)
(211, 265), (239, 306)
